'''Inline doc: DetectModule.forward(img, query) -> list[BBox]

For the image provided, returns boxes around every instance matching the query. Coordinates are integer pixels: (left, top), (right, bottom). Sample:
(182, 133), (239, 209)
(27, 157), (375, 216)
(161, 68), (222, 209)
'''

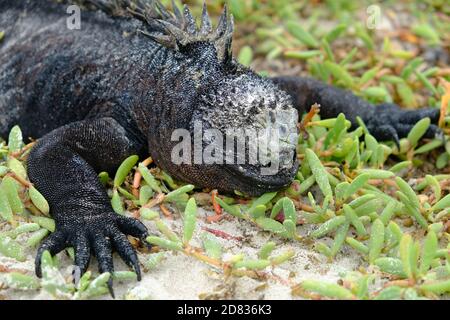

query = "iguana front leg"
(272, 76), (441, 146)
(27, 117), (149, 297)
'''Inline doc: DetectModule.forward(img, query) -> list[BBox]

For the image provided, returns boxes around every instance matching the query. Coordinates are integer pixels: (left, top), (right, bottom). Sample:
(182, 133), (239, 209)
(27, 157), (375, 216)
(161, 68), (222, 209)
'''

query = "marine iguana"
(0, 0), (441, 295)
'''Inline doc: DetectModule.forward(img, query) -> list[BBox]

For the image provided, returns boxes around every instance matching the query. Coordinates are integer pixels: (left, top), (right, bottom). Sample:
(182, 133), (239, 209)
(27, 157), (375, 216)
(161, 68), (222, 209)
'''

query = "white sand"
(0, 205), (362, 300)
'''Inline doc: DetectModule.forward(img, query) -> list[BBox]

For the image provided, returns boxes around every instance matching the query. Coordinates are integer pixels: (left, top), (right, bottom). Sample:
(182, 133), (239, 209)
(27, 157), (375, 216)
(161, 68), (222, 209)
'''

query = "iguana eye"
(227, 63), (238, 74)
(226, 60), (245, 75)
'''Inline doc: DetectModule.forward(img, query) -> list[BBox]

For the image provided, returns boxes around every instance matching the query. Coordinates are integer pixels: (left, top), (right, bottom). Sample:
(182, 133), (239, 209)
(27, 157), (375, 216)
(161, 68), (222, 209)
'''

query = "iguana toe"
(35, 230), (67, 278)
(91, 232), (115, 297)
(367, 124), (400, 148)
(110, 229), (142, 281)
(73, 232), (91, 276)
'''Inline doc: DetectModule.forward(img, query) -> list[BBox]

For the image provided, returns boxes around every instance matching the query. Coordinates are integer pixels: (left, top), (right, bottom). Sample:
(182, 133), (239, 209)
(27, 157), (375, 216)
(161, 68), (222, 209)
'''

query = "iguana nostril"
(248, 105), (258, 114)
(269, 110), (276, 123)
(269, 100), (277, 109)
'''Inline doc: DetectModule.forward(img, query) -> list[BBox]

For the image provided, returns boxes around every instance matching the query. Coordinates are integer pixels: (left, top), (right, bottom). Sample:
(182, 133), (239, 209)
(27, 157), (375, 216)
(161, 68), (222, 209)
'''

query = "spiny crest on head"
(127, 0), (234, 62)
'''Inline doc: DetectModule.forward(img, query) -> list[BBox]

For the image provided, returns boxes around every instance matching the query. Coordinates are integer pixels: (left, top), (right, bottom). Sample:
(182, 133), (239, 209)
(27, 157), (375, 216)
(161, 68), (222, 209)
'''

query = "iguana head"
(142, 2), (299, 195)
(192, 65), (299, 195)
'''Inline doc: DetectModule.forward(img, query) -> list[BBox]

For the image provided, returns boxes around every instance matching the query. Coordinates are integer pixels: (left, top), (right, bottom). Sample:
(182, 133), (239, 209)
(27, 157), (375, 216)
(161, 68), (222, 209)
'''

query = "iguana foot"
(366, 103), (441, 147)
(35, 213), (148, 298)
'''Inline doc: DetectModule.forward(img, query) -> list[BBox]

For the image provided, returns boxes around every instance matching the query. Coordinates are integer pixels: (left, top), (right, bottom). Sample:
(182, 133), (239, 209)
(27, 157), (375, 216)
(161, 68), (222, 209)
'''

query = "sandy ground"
(0, 203), (364, 300)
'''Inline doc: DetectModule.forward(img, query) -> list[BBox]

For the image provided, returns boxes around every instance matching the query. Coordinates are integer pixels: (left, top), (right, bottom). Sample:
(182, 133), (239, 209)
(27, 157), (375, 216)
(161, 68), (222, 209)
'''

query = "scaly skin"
(271, 76), (440, 146)
(0, 0), (441, 295)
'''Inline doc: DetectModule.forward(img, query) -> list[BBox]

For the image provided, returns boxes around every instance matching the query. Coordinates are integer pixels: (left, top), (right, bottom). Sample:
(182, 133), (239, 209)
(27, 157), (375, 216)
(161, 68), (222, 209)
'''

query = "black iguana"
(0, 0), (441, 296)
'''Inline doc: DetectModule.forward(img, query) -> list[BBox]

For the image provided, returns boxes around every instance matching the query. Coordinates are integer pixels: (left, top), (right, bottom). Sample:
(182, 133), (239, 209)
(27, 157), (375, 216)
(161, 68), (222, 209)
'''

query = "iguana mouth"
(224, 158), (299, 195)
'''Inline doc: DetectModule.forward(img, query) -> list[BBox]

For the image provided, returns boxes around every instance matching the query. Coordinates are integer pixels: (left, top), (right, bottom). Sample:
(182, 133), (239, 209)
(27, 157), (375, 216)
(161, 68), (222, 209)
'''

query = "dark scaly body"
(0, 0), (441, 295)
(0, 0), (195, 161)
